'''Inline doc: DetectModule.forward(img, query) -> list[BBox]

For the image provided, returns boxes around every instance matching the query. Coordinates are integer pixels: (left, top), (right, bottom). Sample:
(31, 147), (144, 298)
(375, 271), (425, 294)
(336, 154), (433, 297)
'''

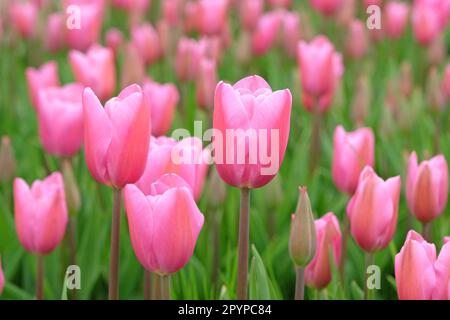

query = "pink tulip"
(384, 1), (410, 39)
(184, 1), (199, 33)
(0, 256), (4, 295)
(45, 13), (65, 53)
(26, 62), (60, 110)
(406, 152), (448, 223)
(281, 11), (301, 58)
(175, 37), (207, 82)
(142, 80), (179, 136)
(395, 230), (437, 300)
(310, 0), (344, 16)
(197, 0), (228, 36)
(332, 126), (375, 195)
(433, 239), (450, 299)
(9, 1), (38, 38)
(213, 75), (292, 189)
(14, 173), (68, 255)
(347, 166), (401, 252)
(82, 84), (151, 188)
(297, 35), (344, 113)
(251, 11), (283, 56)
(268, 0), (292, 8)
(105, 28), (124, 56)
(136, 136), (209, 201)
(442, 65), (450, 101)
(364, 0), (382, 7)
(69, 45), (116, 101)
(162, 0), (182, 26)
(196, 58), (217, 110)
(124, 182), (204, 275)
(111, 0), (150, 11)
(239, 0), (263, 31)
(412, 1), (442, 46)
(345, 19), (368, 59)
(131, 23), (162, 66)
(64, 1), (103, 51)
(36, 84), (84, 157)
(305, 213), (342, 289)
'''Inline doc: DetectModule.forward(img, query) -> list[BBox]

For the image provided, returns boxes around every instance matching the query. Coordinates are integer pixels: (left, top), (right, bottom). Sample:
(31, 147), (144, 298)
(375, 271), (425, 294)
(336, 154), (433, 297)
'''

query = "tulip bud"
(62, 159), (81, 214)
(120, 44), (146, 88)
(0, 256), (4, 295)
(289, 187), (317, 267)
(0, 136), (16, 183)
(345, 19), (368, 59)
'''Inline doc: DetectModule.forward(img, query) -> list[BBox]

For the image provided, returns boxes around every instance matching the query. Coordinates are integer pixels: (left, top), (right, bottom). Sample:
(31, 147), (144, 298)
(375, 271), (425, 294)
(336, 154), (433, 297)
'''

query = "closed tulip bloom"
(332, 125), (375, 194)
(385, 1), (409, 39)
(26, 62), (60, 110)
(163, 0), (182, 26)
(412, 2), (442, 45)
(406, 152), (448, 223)
(82, 84), (151, 188)
(433, 240), (450, 299)
(142, 80), (179, 136)
(310, 0), (344, 16)
(45, 13), (65, 53)
(9, 1), (38, 38)
(251, 11), (282, 56)
(281, 11), (301, 58)
(347, 166), (401, 252)
(14, 173), (68, 255)
(239, 0), (263, 31)
(197, 0), (228, 36)
(105, 28), (124, 56)
(64, 1), (103, 51)
(124, 182), (204, 275)
(136, 137), (209, 200)
(395, 231), (437, 300)
(305, 213), (342, 289)
(196, 58), (217, 110)
(37, 84), (84, 157)
(131, 23), (162, 66)
(112, 0), (150, 11)
(297, 35), (344, 113)
(0, 256), (4, 295)
(345, 19), (368, 59)
(69, 45), (116, 101)
(213, 75), (292, 189)
(175, 38), (207, 82)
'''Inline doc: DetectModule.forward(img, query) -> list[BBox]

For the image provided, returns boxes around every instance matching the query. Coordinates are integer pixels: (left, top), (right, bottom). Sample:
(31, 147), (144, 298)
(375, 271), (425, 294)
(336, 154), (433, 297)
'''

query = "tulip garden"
(0, 0), (449, 302)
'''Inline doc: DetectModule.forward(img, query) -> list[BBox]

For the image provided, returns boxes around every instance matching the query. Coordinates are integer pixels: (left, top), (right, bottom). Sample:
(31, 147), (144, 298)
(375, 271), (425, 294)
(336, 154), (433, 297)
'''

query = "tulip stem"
(237, 187), (250, 300)
(36, 255), (44, 300)
(294, 267), (305, 300)
(144, 270), (152, 300)
(211, 209), (221, 295)
(154, 273), (161, 300)
(160, 275), (171, 300)
(422, 222), (432, 242)
(108, 189), (122, 300)
(339, 215), (350, 289)
(309, 109), (322, 176)
(364, 252), (374, 300)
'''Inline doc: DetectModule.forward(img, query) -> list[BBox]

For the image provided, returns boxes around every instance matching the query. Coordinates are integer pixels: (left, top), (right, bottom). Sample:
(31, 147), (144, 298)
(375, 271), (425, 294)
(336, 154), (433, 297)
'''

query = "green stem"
(236, 188), (250, 300)
(144, 270), (152, 300)
(295, 267), (305, 300)
(36, 255), (44, 300)
(108, 189), (122, 300)
(364, 252), (374, 300)
(422, 221), (432, 242)
(160, 275), (171, 300)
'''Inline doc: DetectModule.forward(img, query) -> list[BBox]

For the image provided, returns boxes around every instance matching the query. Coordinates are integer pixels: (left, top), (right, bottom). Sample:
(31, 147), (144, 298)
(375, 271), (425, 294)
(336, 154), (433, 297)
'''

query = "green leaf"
(249, 245), (273, 300)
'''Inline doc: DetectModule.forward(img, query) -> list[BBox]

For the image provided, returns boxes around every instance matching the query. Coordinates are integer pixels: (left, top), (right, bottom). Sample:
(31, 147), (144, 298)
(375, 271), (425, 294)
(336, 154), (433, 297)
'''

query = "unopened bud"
(0, 136), (16, 182)
(62, 158), (81, 214)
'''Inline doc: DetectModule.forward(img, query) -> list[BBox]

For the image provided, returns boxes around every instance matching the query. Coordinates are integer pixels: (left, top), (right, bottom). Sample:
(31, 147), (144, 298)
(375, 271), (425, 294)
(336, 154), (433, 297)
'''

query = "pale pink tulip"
(433, 240), (450, 299)
(345, 19), (368, 59)
(196, 58), (217, 110)
(105, 28), (124, 56)
(196, 0), (228, 36)
(384, 1), (410, 39)
(251, 11), (283, 56)
(9, 1), (38, 38)
(239, 0), (264, 31)
(45, 13), (65, 53)
(281, 11), (301, 58)
(14, 173), (68, 255)
(26, 62), (60, 110)
(412, 1), (442, 45)
(131, 23), (162, 66)
(406, 152), (448, 223)
(82, 84), (151, 188)
(162, 0), (182, 26)
(268, 0), (292, 8)
(175, 37), (207, 82)
(347, 166), (401, 252)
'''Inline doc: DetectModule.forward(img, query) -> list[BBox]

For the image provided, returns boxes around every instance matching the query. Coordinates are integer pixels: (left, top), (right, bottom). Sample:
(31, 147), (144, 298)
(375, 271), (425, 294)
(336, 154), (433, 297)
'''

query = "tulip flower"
(196, 58), (217, 110)
(163, 0), (182, 26)
(26, 62), (60, 110)
(384, 1), (409, 39)
(268, 0), (292, 8)
(196, 0), (228, 36)
(281, 11), (301, 58)
(213, 75), (292, 299)
(412, 1), (442, 46)
(131, 23), (162, 66)
(175, 37), (208, 82)
(239, 0), (263, 31)
(9, 1), (38, 38)
(36, 84), (84, 157)
(433, 239), (450, 300)
(347, 166), (401, 253)
(142, 80), (179, 136)
(105, 28), (124, 56)
(332, 126), (375, 195)
(69, 45), (116, 101)
(345, 19), (368, 59)
(309, 0), (344, 16)
(406, 152), (448, 239)
(83, 84), (151, 299)
(45, 13), (65, 53)
(251, 11), (282, 56)
(136, 136), (209, 201)
(111, 0), (150, 11)
(14, 172), (68, 299)
(124, 181), (204, 299)
(0, 256), (4, 295)
(305, 212), (342, 289)
(120, 44), (146, 87)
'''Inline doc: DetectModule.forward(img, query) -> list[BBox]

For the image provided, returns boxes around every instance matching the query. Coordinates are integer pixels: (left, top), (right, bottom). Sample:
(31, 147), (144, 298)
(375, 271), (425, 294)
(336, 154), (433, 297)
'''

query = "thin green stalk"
(236, 188), (250, 300)
(108, 189), (122, 300)
(295, 267), (305, 300)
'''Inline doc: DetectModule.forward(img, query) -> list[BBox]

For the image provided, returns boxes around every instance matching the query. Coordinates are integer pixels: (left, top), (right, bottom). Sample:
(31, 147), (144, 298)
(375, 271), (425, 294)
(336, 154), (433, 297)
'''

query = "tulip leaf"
(249, 245), (274, 300)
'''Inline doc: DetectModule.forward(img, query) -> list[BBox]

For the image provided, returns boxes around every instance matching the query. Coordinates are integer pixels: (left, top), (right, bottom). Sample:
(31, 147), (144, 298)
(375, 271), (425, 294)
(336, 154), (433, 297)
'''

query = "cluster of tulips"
(0, 0), (450, 301)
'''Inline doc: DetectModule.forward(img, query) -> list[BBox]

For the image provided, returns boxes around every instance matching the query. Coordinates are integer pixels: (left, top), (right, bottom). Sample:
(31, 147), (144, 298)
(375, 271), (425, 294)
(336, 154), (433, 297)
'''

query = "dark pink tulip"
(136, 137), (209, 201)
(345, 19), (368, 59)
(412, 1), (442, 46)
(131, 23), (162, 66)
(37, 84), (84, 157)
(111, 0), (150, 11)
(395, 231), (437, 300)
(239, 0), (263, 31)
(297, 35), (344, 113)
(124, 182), (204, 275)
(82, 84), (151, 188)
(197, 0), (228, 36)
(385, 1), (409, 39)
(105, 28), (124, 56)
(281, 11), (301, 58)
(0, 256), (4, 295)
(184, 1), (199, 33)
(251, 11), (283, 56)
(305, 213), (342, 289)
(26, 62), (60, 110)
(196, 58), (217, 110)
(406, 152), (448, 223)
(175, 37), (207, 82)
(142, 80), (179, 136)
(45, 13), (65, 53)
(69, 45), (116, 101)
(347, 166), (401, 252)
(163, 0), (182, 26)
(14, 173), (68, 255)
(310, 0), (344, 16)
(213, 75), (292, 189)
(64, 1), (104, 51)
(9, 1), (38, 38)
(332, 126), (375, 195)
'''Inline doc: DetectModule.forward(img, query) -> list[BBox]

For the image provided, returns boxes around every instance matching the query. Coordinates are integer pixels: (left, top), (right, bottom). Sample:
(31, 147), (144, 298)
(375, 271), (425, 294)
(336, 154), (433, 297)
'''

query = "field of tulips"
(0, 0), (449, 302)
